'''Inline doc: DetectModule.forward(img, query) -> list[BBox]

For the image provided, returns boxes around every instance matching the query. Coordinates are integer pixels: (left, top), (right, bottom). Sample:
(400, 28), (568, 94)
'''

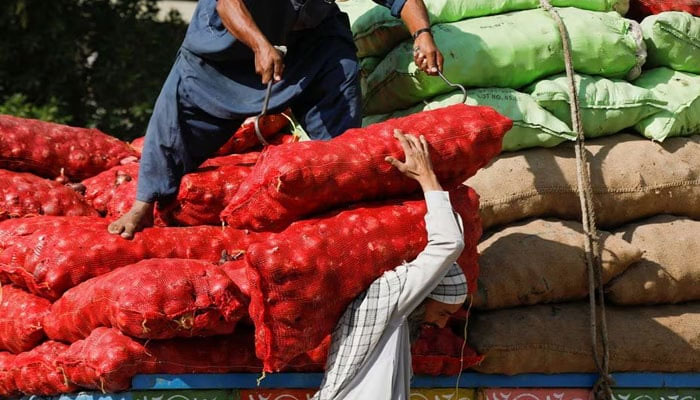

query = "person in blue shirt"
(109, 0), (444, 238)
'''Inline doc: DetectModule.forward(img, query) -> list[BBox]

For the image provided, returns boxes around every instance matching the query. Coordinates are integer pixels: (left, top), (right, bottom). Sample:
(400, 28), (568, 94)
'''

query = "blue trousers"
(137, 34), (361, 203)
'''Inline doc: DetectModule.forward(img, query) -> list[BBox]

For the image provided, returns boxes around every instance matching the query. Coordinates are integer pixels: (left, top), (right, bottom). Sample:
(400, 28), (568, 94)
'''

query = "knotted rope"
(538, 2), (615, 399)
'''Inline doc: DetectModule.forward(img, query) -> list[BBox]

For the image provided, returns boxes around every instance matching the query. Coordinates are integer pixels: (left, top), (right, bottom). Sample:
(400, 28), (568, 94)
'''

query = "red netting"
(141, 329), (262, 374)
(130, 137), (145, 155)
(155, 153), (260, 226)
(44, 259), (247, 342)
(628, 0), (700, 18)
(0, 352), (18, 397)
(270, 134), (298, 146)
(284, 336), (331, 372)
(0, 115), (138, 181)
(56, 327), (148, 393)
(82, 163), (139, 217)
(411, 324), (484, 375)
(0, 217), (49, 251)
(130, 116), (288, 159)
(214, 114), (290, 156)
(0, 285), (50, 354)
(222, 104), (510, 231)
(0, 217), (256, 300)
(0, 169), (98, 220)
(10, 341), (77, 395)
(83, 153), (259, 226)
(220, 259), (252, 299)
(245, 185), (481, 371)
(141, 331), (325, 375)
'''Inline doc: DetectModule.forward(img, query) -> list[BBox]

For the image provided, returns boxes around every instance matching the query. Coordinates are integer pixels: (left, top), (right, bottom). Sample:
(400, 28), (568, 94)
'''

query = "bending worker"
(313, 131), (468, 399)
(109, 0), (444, 238)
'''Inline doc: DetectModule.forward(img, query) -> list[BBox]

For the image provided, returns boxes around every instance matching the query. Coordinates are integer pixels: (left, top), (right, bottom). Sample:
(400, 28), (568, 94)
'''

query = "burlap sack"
(607, 215), (700, 305)
(465, 134), (700, 230)
(470, 302), (700, 374)
(474, 219), (642, 309)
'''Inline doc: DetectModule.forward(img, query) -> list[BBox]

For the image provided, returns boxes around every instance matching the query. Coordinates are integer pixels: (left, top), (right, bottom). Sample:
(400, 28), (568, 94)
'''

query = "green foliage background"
(0, 0), (187, 140)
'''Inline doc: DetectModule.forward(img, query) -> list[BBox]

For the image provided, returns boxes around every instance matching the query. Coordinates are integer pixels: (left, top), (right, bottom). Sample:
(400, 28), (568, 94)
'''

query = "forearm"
(399, 0), (431, 35)
(216, 0), (269, 52)
(423, 192), (465, 255)
(395, 191), (465, 315)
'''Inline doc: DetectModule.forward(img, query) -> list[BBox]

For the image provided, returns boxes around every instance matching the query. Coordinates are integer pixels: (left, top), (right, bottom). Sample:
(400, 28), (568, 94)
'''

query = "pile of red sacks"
(628, 0), (700, 19)
(0, 105), (510, 395)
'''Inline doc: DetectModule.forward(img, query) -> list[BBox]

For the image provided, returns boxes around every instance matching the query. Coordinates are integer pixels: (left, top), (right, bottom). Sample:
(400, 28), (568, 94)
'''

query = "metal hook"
(254, 81), (273, 146)
(438, 70), (467, 104)
(254, 46), (287, 147)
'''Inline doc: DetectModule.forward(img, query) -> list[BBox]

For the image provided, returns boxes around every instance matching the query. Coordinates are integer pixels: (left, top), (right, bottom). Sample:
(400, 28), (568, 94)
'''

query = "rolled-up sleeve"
(372, 0), (408, 17)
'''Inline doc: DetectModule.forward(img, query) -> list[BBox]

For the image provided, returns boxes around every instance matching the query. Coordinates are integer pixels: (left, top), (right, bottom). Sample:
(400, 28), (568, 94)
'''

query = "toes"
(108, 221), (124, 235)
(121, 223), (136, 240)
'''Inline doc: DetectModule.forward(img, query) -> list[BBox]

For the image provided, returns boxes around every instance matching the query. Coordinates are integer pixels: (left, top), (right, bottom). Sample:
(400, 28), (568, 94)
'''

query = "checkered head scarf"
(427, 263), (468, 304)
(313, 263), (468, 400)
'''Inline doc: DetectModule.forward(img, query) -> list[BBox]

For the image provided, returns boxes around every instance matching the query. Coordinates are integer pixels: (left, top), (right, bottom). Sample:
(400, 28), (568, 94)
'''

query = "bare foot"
(108, 200), (154, 239)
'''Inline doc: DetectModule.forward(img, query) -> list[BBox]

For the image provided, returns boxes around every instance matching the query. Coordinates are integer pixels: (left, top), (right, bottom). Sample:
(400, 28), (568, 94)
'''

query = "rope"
(452, 293), (474, 399)
(538, 2), (614, 399)
(256, 370), (267, 386)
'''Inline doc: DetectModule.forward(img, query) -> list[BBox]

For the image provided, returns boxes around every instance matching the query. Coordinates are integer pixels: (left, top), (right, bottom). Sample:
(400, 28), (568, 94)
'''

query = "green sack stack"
(338, 0), (629, 58)
(362, 7), (645, 115)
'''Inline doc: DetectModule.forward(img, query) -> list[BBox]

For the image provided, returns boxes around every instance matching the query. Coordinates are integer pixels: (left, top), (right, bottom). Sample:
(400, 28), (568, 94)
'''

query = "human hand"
(254, 43), (284, 84)
(385, 129), (442, 192)
(413, 32), (443, 76)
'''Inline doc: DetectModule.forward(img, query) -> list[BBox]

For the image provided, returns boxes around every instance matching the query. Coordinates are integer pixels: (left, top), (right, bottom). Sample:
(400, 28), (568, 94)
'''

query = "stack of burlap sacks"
(465, 137), (700, 374)
(337, 0), (700, 374)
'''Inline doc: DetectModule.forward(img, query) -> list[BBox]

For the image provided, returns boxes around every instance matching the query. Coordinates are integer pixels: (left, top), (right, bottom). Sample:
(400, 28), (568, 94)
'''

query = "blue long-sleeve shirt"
(175, 0), (407, 120)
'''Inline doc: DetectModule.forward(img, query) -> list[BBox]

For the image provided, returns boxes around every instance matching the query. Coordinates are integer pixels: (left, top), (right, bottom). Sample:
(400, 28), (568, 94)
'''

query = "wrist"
(251, 37), (271, 54)
(412, 27), (432, 41)
(417, 173), (441, 192)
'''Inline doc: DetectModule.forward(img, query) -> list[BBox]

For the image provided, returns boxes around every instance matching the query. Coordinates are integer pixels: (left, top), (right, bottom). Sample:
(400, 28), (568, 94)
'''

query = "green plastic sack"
(359, 57), (382, 76)
(363, 88), (575, 152)
(642, 12), (700, 73)
(338, 0), (630, 58)
(525, 74), (667, 137)
(363, 8), (646, 115)
(633, 68), (700, 141)
(359, 57), (382, 94)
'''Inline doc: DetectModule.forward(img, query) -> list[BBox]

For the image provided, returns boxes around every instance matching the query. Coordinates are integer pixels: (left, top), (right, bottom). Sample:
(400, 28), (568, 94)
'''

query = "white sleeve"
(394, 191), (465, 317)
